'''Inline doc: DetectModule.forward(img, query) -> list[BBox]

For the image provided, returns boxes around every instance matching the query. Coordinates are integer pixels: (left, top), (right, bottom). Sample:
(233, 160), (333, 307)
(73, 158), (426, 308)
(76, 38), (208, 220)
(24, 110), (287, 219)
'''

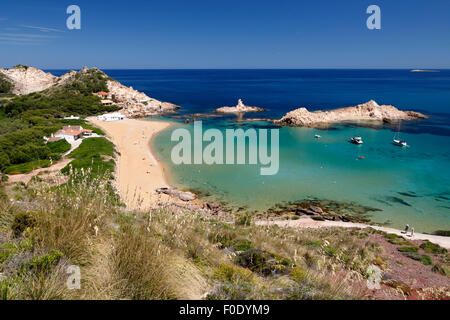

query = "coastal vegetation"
(0, 68), (119, 174)
(0, 74), (12, 95)
(0, 171), (448, 300)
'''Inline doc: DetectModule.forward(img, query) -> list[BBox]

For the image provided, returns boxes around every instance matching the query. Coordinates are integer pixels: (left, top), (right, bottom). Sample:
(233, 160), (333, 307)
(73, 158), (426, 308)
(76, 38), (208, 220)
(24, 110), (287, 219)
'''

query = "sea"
(49, 69), (450, 233)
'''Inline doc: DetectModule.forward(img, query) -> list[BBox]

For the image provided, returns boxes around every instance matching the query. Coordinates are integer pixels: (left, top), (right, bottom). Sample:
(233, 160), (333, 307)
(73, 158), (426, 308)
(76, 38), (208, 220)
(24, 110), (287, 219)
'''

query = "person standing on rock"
(404, 224), (409, 234)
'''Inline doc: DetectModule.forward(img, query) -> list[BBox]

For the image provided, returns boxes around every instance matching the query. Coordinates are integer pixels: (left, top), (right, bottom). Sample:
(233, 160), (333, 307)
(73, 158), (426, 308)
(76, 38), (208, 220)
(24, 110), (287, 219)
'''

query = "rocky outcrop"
(0, 66), (58, 94)
(106, 79), (179, 118)
(216, 99), (265, 114)
(276, 100), (428, 127)
(0, 65), (180, 117)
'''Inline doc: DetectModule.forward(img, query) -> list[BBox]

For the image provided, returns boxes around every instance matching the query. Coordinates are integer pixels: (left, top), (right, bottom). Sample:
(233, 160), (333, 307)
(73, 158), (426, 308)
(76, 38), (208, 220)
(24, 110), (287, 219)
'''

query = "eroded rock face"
(216, 99), (265, 114)
(106, 79), (179, 118)
(0, 66), (57, 94)
(276, 100), (428, 127)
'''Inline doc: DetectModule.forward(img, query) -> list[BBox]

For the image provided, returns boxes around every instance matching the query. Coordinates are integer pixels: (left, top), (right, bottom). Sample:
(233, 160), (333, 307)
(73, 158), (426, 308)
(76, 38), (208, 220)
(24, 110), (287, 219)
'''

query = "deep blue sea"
(50, 69), (450, 232)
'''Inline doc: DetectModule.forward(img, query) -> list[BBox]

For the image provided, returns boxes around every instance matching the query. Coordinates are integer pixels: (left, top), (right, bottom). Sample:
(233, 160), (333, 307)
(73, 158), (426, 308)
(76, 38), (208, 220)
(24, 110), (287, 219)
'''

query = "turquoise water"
(153, 119), (450, 233)
(60, 68), (448, 233)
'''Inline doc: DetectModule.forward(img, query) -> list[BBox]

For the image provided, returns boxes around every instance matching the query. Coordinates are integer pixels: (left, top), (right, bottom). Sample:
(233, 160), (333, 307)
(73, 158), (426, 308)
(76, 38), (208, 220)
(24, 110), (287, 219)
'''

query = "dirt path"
(256, 216), (450, 249)
(6, 158), (72, 184)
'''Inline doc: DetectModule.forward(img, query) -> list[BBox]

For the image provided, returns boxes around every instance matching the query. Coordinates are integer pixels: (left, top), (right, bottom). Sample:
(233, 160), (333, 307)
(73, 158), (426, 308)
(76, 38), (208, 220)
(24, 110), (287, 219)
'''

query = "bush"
(11, 212), (36, 237)
(420, 241), (447, 255)
(214, 262), (254, 284)
(397, 246), (418, 253)
(236, 248), (293, 276)
(18, 250), (64, 276)
(231, 239), (253, 251)
(419, 254), (433, 266)
(47, 139), (71, 154)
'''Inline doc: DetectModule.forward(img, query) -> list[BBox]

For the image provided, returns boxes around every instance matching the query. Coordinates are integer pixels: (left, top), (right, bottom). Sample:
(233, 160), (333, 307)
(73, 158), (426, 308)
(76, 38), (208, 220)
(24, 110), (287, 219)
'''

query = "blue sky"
(0, 0), (449, 69)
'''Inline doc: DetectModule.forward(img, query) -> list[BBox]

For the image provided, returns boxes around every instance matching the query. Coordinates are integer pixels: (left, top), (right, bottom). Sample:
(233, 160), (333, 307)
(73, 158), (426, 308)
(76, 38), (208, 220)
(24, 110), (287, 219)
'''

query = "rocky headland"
(275, 100), (428, 127)
(0, 65), (179, 118)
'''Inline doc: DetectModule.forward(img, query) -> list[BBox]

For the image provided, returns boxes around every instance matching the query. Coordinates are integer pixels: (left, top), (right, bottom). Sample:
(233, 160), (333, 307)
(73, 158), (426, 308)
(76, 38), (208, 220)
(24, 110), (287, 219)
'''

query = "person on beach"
(410, 227), (414, 238)
(404, 224), (409, 234)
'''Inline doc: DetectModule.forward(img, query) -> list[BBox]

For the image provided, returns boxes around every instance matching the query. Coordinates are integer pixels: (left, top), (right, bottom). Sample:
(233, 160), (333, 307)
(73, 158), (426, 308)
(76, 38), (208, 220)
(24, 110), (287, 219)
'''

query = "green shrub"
(47, 139), (71, 154)
(325, 245), (339, 257)
(214, 262), (254, 284)
(420, 241), (447, 255)
(11, 212), (36, 237)
(419, 254), (433, 266)
(18, 250), (63, 276)
(397, 246), (418, 253)
(231, 239), (253, 251)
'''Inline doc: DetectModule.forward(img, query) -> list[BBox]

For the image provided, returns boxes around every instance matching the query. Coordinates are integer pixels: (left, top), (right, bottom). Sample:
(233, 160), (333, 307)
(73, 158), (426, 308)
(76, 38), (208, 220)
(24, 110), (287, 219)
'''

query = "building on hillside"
(101, 99), (114, 106)
(97, 112), (126, 122)
(96, 91), (109, 99)
(53, 126), (93, 142)
(44, 135), (64, 143)
(63, 115), (80, 120)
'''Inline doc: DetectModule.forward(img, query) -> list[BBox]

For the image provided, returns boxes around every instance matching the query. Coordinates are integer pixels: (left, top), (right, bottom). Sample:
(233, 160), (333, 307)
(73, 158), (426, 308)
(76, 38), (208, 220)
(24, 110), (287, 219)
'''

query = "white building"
(97, 112), (126, 122)
(63, 115), (80, 120)
(53, 126), (93, 143)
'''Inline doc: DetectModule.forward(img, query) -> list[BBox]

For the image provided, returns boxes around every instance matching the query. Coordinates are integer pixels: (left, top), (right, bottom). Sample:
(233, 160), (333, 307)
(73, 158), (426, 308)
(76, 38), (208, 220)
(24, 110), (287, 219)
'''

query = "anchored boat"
(350, 137), (363, 144)
(393, 121), (407, 147)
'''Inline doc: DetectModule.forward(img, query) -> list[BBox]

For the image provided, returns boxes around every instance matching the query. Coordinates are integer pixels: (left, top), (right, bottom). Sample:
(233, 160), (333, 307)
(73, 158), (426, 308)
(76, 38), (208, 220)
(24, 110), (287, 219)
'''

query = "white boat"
(314, 134), (321, 139)
(393, 139), (407, 147)
(350, 137), (363, 144)
(393, 121), (407, 147)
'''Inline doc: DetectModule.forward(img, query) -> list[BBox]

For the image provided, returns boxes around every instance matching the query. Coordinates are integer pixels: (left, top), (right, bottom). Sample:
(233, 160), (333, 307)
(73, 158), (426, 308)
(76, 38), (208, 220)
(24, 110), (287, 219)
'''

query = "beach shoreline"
(87, 116), (450, 249)
(88, 117), (175, 211)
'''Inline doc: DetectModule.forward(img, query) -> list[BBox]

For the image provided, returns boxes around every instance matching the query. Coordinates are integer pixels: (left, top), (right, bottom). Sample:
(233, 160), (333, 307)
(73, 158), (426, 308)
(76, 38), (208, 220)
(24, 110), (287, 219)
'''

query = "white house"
(53, 126), (93, 143)
(97, 112), (126, 122)
(63, 115), (80, 120)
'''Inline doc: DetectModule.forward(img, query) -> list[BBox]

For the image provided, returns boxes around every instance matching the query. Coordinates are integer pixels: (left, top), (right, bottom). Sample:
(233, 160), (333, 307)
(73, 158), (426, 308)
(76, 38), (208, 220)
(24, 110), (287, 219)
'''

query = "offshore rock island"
(216, 99), (265, 114)
(275, 100), (428, 127)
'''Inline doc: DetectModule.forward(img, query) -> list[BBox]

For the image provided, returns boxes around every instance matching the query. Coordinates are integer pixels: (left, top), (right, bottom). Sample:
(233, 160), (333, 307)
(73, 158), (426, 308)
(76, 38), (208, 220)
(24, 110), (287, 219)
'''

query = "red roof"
(56, 126), (93, 136)
(97, 91), (108, 96)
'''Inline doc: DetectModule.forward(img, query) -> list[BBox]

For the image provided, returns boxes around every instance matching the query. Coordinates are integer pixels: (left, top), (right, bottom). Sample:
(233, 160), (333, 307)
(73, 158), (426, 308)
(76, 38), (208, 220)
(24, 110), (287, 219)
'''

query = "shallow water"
(153, 118), (450, 233)
(48, 69), (450, 233)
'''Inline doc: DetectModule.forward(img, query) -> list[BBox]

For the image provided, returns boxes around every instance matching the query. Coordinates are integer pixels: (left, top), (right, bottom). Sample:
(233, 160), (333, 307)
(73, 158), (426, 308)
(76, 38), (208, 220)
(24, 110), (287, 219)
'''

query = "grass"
(420, 241), (447, 255)
(47, 139), (71, 154)
(0, 172), (383, 300)
(61, 137), (115, 178)
(3, 159), (51, 174)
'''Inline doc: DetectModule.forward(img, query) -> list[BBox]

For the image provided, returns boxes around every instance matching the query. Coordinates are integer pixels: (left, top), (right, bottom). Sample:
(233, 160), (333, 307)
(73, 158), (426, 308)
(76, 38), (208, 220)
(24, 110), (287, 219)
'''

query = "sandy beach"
(88, 117), (174, 211)
(87, 117), (450, 249)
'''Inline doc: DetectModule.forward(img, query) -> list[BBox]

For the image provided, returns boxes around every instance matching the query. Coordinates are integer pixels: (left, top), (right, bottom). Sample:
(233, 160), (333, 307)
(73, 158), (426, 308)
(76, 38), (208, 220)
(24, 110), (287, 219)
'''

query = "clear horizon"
(1, 0), (449, 69)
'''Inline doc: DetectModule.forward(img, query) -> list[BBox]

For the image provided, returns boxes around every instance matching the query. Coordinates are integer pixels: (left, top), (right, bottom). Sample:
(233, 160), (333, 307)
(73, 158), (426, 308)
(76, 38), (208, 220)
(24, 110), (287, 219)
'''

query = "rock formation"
(0, 66), (58, 94)
(216, 99), (265, 114)
(0, 65), (179, 117)
(105, 78), (179, 118)
(276, 100), (427, 127)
